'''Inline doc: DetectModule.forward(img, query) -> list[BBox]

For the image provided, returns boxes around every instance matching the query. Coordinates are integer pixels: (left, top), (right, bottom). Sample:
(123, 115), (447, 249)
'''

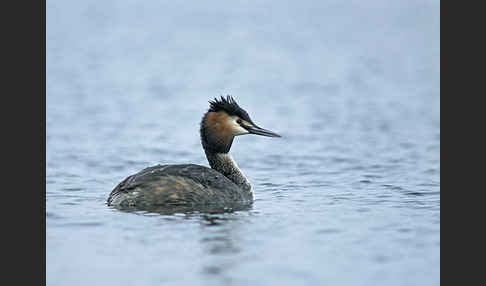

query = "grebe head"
(200, 95), (281, 154)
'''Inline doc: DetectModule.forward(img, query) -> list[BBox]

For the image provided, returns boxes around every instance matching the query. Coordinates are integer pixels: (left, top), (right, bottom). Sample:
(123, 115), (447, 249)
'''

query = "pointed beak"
(245, 125), (281, 138)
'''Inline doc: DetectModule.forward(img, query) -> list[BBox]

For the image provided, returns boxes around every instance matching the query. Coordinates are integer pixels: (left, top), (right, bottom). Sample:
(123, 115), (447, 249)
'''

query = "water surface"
(46, 1), (440, 285)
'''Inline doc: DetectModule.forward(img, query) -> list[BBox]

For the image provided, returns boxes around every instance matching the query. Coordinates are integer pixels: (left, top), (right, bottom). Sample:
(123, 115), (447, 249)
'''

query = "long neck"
(205, 151), (252, 192)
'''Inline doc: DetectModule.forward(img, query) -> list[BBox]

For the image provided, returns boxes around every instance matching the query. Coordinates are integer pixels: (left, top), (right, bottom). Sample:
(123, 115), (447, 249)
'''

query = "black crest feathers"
(208, 95), (253, 123)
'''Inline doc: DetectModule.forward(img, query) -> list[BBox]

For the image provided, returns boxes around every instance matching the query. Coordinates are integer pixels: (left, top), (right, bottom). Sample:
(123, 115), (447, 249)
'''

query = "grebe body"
(107, 96), (280, 211)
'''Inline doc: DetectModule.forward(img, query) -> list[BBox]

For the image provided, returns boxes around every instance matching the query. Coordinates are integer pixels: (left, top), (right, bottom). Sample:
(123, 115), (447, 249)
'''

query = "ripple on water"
(46, 212), (64, 220)
(381, 184), (403, 191)
(260, 182), (280, 188)
(56, 222), (104, 228)
(363, 173), (383, 179)
(62, 187), (84, 192)
(316, 228), (342, 234)
(416, 182), (440, 187)
(403, 191), (427, 197)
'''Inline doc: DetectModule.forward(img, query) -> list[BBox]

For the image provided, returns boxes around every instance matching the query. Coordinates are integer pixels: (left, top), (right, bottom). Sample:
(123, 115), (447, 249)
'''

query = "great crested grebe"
(107, 96), (280, 211)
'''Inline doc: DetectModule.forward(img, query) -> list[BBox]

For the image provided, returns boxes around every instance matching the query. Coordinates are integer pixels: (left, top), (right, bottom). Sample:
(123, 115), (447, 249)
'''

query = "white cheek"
(234, 125), (249, 135)
(229, 119), (249, 135)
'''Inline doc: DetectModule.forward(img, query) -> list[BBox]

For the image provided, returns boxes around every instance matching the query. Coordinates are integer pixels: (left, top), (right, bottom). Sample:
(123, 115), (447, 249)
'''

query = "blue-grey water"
(46, 1), (440, 285)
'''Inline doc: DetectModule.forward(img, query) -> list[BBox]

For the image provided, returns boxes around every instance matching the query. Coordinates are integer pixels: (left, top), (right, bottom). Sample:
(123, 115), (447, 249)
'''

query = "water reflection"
(198, 214), (244, 284)
(108, 204), (250, 285)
